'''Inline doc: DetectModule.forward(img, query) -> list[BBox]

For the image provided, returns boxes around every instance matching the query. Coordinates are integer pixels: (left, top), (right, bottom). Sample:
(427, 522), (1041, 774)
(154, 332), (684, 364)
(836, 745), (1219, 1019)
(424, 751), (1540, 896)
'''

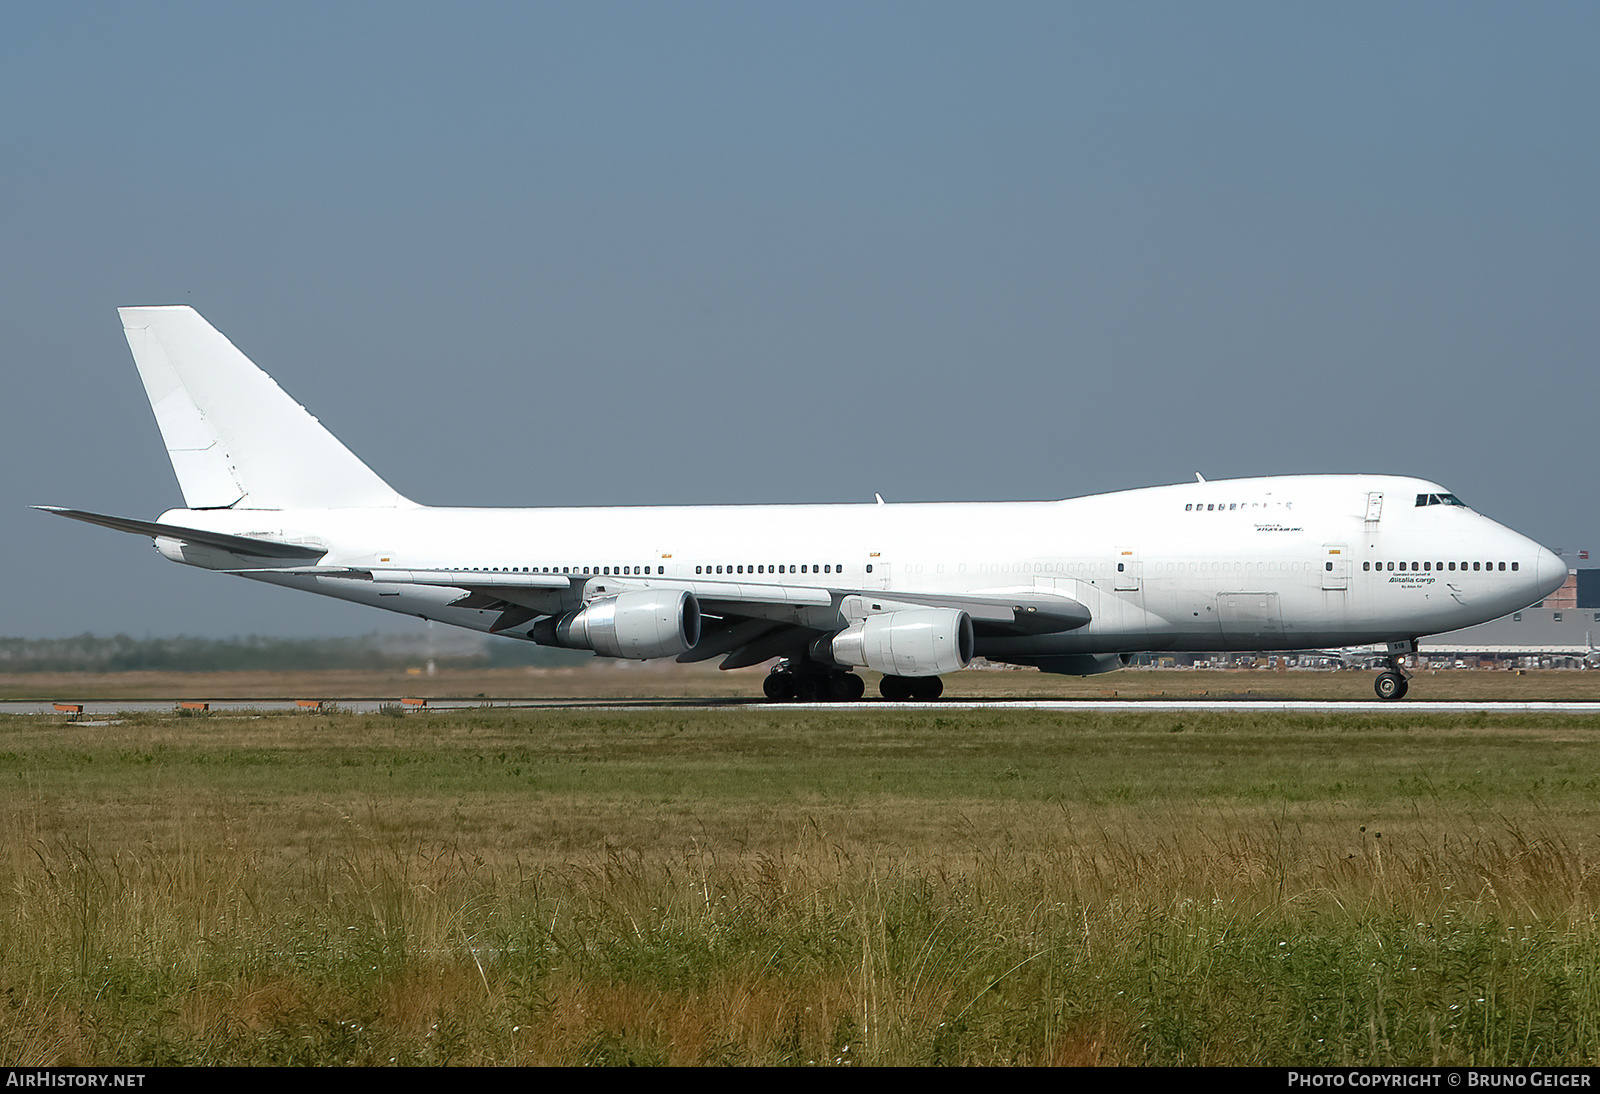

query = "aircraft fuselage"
(153, 472), (1565, 663)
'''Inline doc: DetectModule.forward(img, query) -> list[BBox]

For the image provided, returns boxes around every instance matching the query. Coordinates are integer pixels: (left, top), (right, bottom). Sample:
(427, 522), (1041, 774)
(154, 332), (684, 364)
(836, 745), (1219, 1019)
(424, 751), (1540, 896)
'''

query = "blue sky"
(4, 3), (1596, 637)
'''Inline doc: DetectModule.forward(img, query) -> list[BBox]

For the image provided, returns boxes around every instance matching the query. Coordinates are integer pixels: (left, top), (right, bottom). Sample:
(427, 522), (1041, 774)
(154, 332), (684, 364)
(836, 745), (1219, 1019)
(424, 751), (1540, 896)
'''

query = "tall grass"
(8, 704), (1600, 1064)
(7, 807), (1600, 1064)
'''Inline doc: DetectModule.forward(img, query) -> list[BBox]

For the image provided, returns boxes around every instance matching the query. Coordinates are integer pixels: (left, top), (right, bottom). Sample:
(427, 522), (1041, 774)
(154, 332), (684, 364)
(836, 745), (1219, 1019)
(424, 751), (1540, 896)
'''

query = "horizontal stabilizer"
(34, 506), (327, 560)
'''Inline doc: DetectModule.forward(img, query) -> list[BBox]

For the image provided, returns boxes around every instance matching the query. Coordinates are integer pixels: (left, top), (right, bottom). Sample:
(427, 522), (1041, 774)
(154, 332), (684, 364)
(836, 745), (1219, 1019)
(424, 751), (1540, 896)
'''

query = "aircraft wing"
(339, 568), (1089, 627)
(829, 588), (1092, 633)
(34, 508), (1096, 664)
(364, 568), (573, 590)
(346, 569), (1092, 666)
(322, 569), (838, 644)
(678, 580), (1093, 668)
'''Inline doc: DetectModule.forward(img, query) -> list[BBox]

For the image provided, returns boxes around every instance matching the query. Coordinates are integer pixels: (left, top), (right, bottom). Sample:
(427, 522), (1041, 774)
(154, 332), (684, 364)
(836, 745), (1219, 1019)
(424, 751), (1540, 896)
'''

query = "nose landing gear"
(1374, 670), (1409, 701)
(1373, 640), (1416, 701)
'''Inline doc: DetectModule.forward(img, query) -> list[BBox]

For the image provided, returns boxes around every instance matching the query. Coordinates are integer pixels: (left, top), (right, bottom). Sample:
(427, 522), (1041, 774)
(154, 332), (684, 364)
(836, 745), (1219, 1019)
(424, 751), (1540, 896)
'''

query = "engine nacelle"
(816, 608), (974, 677)
(532, 590), (701, 659)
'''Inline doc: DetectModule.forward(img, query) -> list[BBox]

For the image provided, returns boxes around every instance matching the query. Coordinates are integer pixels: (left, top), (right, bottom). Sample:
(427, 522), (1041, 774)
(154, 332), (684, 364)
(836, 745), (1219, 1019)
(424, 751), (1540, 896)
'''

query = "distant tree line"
(0, 633), (590, 673)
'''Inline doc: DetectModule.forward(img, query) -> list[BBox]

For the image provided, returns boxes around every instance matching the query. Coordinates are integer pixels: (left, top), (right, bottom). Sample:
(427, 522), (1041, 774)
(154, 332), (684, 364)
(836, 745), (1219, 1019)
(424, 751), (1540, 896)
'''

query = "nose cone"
(1534, 545), (1569, 602)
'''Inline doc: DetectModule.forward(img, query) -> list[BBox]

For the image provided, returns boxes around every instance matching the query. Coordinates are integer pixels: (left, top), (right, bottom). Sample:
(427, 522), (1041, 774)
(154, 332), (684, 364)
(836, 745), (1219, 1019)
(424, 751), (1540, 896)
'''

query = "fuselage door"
(1365, 492), (1384, 525)
(1322, 544), (1349, 591)
(1114, 548), (1141, 591)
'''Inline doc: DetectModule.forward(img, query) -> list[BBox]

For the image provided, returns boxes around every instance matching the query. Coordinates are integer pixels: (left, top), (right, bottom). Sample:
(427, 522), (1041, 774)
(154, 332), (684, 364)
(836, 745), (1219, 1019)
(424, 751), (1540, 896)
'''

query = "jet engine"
(531, 590), (701, 659)
(814, 608), (974, 677)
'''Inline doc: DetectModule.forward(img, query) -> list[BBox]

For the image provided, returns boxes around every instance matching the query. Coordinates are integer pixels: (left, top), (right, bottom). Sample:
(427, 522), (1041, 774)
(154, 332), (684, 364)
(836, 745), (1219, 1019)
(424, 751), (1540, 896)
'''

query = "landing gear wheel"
(880, 675), (943, 701)
(795, 674), (826, 702)
(879, 675), (911, 701)
(828, 672), (866, 701)
(1374, 671), (1408, 701)
(763, 671), (796, 701)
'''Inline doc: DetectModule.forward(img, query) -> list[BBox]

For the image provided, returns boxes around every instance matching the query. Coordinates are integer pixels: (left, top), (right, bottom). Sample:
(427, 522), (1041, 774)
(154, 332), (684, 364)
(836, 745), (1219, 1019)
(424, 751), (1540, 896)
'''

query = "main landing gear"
(1373, 641), (1416, 701)
(763, 663), (866, 702)
(761, 661), (944, 702)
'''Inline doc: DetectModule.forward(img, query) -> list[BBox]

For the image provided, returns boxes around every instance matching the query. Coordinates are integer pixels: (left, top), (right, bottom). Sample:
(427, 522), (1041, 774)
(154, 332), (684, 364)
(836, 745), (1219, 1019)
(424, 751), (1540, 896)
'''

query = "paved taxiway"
(6, 699), (1600, 716)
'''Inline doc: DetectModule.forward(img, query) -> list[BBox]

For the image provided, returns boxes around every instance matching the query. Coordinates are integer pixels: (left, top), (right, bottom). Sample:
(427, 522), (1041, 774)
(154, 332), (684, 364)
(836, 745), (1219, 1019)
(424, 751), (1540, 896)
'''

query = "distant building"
(1419, 568), (1600, 662)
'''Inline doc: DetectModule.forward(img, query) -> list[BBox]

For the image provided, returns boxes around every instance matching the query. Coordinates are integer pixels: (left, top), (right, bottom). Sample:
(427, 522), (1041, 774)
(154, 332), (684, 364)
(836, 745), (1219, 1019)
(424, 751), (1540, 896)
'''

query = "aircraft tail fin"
(119, 306), (412, 510)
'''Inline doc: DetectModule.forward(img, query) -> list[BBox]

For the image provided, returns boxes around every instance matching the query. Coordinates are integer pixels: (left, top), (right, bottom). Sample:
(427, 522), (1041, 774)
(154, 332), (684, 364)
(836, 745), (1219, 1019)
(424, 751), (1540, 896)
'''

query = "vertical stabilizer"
(119, 306), (411, 510)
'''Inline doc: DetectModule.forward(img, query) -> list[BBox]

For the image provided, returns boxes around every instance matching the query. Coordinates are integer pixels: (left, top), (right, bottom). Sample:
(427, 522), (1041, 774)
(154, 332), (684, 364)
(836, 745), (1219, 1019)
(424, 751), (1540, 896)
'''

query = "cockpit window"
(1415, 493), (1468, 508)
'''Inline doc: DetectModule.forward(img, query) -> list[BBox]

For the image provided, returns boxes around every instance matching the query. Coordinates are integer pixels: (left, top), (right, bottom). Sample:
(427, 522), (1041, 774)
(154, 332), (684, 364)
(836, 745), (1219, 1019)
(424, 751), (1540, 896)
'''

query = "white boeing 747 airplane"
(40, 307), (1566, 701)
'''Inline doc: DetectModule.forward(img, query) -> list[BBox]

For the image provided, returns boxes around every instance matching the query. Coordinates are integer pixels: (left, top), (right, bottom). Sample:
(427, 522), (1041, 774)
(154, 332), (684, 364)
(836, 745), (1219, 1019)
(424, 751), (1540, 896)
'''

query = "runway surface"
(7, 698), (1600, 716)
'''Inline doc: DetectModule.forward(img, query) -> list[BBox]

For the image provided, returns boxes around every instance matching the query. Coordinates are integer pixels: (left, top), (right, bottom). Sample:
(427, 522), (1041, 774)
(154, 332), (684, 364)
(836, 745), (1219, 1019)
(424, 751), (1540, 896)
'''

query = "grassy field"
(7, 691), (1600, 1064)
